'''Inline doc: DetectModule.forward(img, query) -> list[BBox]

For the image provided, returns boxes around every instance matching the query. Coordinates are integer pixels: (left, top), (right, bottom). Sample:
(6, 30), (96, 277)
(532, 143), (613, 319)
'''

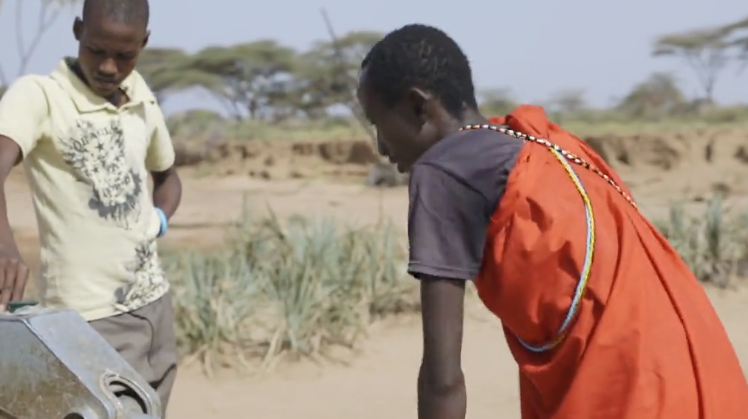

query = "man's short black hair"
(361, 24), (478, 118)
(82, 0), (150, 27)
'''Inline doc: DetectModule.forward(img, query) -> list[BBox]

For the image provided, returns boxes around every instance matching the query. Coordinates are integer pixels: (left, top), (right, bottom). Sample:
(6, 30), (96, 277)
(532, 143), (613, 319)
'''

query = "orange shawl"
(474, 105), (748, 418)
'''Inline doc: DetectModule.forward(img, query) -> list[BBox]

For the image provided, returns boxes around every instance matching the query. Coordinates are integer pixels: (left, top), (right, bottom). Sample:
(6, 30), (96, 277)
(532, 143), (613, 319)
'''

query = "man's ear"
(406, 87), (431, 124)
(73, 17), (83, 41)
(142, 30), (150, 48)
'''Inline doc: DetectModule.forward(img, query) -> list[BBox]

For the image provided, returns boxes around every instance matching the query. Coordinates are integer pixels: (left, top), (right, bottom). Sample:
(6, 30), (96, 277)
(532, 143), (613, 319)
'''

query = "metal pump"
(0, 306), (162, 419)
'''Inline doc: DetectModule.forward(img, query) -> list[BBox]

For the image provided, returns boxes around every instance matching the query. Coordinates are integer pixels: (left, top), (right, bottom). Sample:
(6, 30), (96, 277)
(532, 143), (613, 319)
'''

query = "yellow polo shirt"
(0, 58), (174, 321)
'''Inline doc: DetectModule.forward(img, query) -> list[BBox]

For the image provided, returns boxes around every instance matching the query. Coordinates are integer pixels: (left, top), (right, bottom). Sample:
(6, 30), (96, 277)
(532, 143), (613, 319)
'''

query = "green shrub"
(163, 209), (417, 376)
(653, 194), (748, 287)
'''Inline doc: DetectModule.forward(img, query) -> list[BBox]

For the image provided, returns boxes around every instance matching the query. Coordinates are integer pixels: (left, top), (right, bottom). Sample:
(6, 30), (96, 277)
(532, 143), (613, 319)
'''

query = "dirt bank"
(585, 128), (748, 200)
(174, 129), (748, 203)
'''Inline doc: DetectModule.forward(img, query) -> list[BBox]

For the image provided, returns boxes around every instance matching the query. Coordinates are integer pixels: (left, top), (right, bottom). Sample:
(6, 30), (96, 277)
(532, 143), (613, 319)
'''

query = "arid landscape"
(7, 130), (748, 418)
(2, 0), (748, 416)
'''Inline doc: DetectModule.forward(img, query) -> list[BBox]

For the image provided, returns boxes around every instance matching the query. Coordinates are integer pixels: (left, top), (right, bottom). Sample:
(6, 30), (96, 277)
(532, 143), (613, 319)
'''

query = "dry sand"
(6, 131), (748, 418)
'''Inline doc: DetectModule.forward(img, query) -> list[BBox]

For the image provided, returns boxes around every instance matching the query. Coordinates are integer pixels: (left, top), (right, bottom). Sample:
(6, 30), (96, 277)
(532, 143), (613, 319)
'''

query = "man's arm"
(0, 76), (47, 307)
(146, 103), (181, 219)
(151, 168), (181, 219)
(407, 164), (494, 419)
(0, 138), (29, 309)
(0, 137), (23, 255)
(418, 277), (466, 419)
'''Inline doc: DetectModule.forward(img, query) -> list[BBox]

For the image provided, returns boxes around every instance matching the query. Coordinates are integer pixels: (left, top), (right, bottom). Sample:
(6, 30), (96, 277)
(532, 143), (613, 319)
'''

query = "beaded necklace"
(458, 124), (635, 353)
(460, 124), (636, 208)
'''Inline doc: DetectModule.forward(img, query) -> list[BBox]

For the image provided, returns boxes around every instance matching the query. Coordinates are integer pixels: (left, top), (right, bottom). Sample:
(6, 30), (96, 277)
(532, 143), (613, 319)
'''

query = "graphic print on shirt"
(59, 118), (142, 229)
(116, 239), (167, 311)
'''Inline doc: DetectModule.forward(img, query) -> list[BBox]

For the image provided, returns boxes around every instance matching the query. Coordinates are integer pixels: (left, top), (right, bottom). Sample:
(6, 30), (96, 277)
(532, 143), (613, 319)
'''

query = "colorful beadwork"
(460, 124), (637, 209)
(459, 123), (635, 352)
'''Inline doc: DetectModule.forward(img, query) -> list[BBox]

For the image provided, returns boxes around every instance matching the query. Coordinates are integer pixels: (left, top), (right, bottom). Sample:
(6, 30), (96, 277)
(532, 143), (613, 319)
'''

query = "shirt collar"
(50, 57), (156, 113)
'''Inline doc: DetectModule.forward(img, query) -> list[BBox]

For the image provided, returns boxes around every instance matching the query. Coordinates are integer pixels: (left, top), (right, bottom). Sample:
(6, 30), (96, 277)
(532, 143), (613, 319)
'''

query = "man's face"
(73, 16), (148, 98)
(357, 68), (434, 173)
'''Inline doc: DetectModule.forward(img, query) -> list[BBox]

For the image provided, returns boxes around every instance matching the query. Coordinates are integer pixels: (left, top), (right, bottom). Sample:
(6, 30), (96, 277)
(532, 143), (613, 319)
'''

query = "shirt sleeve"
(407, 163), (493, 281)
(0, 76), (49, 159)
(145, 103), (176, 172)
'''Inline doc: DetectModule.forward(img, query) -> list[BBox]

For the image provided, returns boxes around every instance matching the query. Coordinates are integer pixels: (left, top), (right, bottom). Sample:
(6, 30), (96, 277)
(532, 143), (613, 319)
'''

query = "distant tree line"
(136, 31), (380, 123)
(2, 3), (748, 124)
(476, 16), (748, 122)
(137, 15), (748, 124)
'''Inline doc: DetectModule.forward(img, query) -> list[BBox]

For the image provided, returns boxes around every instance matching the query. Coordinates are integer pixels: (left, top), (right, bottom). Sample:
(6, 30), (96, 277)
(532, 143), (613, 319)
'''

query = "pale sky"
(0, 0), (745, 116)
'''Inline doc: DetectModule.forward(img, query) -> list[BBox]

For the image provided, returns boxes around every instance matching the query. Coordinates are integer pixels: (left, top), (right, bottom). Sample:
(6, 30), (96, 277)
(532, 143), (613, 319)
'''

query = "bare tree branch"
(0, 0), (78, 86)
(0, 65), (7, 86)
(319, 8), (376, 144)
(0, 0), (7, 85)
(15, 0), (67, 76)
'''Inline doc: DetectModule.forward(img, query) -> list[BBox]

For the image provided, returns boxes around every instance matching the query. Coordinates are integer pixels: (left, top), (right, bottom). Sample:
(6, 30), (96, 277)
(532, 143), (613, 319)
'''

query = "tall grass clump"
(163, 209), (417, 375)
(653, 194), (748, 287)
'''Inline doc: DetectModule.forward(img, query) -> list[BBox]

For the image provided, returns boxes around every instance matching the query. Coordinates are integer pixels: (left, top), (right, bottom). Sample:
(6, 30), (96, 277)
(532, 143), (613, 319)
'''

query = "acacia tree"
(135, 47), (215, 104)
(713, 16), (748, 73)
(616, 72), (685, 119)
(138, 30), (382, 122)
(185, 40), (298, 120)
(296, 30), (381, 118)
(652, 28), (732, 102)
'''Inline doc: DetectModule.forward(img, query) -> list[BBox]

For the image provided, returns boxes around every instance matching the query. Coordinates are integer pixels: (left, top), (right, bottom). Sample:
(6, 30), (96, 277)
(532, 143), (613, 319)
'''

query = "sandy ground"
(167, 286), (748, 419)
(6, 129), (748, 418)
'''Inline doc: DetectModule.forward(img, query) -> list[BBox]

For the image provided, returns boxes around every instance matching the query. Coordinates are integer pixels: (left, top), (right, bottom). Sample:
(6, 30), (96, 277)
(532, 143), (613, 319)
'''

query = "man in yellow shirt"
(0, 0), (181, 414)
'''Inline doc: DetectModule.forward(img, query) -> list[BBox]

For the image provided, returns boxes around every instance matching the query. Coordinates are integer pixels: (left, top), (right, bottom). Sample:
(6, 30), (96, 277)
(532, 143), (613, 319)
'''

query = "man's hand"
(0, 249), (29, 311)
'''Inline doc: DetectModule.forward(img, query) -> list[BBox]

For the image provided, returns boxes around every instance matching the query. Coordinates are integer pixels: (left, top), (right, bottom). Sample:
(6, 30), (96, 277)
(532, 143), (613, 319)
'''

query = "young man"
(0, 0), (180, 415)
(357, 24), (748, 419)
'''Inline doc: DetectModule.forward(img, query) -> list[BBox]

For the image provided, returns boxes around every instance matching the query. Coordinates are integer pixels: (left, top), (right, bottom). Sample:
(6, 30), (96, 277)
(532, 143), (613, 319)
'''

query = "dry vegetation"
(161, 188), (748, 375)
(653, 195), (748, 286)
(163, 204), (418, 376)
